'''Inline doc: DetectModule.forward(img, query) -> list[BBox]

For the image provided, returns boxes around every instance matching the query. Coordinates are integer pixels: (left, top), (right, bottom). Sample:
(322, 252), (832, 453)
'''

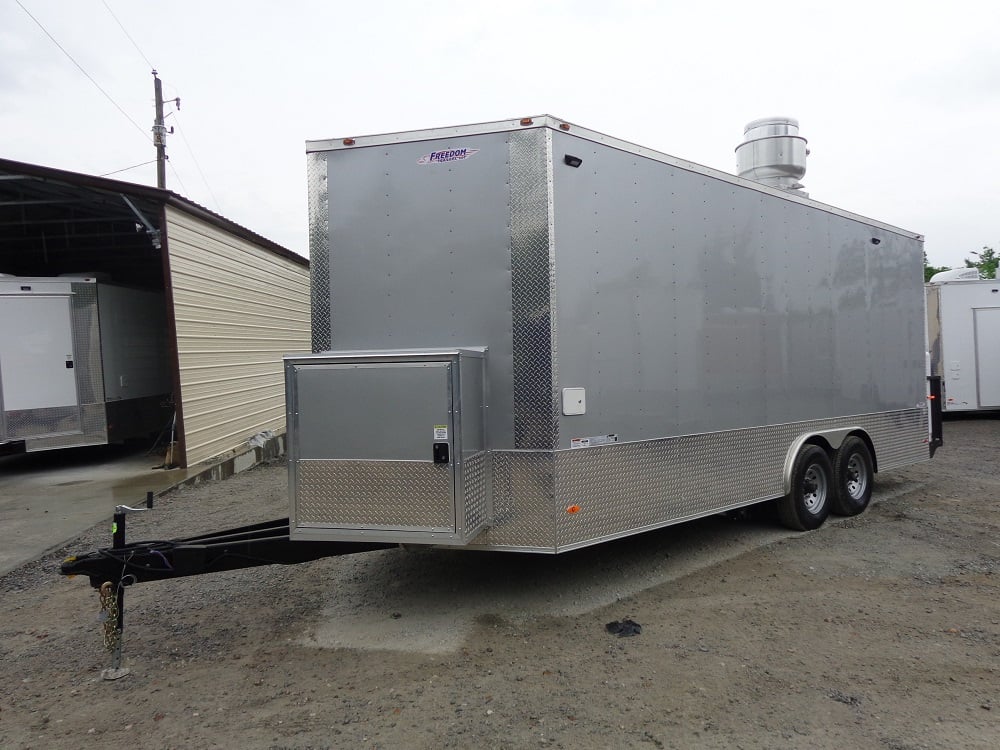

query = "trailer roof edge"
(306, 115), (923, 241)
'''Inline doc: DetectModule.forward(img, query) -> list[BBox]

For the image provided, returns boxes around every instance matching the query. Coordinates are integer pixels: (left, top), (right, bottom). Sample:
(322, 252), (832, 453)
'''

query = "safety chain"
(99, 581), (120, 653)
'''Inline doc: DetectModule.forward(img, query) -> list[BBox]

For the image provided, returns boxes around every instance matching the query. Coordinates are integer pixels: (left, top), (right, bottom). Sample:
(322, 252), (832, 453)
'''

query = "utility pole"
(152, 70), (167, 189)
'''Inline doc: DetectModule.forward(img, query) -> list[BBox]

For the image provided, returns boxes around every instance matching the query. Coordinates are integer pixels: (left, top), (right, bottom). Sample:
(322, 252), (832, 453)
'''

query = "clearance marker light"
(343, 138), (356, 146)
(559, 123), (571, 131)
(520, 118), (534, 126)
(566, 504), (581, 514)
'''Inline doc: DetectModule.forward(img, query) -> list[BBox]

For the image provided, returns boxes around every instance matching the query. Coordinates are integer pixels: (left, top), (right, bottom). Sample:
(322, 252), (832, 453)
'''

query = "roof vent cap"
(736, 116), (808, 195)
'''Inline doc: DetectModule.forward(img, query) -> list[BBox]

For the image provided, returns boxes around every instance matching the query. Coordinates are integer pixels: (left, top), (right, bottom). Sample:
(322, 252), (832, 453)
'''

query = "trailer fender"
(782, 427), (869, 495)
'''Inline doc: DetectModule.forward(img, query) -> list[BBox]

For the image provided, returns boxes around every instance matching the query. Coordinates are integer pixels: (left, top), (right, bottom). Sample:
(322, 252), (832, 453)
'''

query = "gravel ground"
(1, 417), (998, 749)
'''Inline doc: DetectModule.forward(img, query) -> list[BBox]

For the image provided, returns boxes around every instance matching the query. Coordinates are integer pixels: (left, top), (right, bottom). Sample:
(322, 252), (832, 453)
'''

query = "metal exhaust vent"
(736, 117), (809, 195)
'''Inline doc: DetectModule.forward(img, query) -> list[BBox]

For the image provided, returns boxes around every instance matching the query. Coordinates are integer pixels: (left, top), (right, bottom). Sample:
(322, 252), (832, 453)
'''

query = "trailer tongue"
(60, 518), (393, 589)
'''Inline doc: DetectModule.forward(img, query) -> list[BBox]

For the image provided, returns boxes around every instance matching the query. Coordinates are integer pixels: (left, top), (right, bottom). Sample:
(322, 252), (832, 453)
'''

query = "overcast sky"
(2, 0), (997, 269)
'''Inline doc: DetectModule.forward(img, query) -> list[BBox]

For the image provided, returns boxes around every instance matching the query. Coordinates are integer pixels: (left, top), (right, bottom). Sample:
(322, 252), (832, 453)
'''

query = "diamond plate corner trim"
(553, 409), (929, 550)
(462, 451), (490, 537)
(473, 451), (556, 549)
(544, 129), (560, 450)
(296, 459), (453, 529)
(71, 283), (105, 405)
(509, 129), (556, 450)
(864, 408), (928, 471)
(80, 401), (108, 442)
(308, 152), (331, 352)
(72, 283), (108, 446)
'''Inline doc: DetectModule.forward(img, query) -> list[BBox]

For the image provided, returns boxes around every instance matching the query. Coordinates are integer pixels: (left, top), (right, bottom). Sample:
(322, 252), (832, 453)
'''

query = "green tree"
(923, 251), (950, 282)
(964, 246), (998, 279)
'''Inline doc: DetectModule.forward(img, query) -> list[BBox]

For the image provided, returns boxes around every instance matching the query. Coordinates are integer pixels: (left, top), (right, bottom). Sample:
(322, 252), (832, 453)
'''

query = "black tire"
(777, 444), (833, 531)
(830, 436), (873, 516)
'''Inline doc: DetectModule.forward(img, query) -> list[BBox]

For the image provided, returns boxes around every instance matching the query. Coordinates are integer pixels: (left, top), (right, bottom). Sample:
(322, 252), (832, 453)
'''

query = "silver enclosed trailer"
(286, 115), (933, 552)
(0, 276), (171, 452)
(926, 268), (1000, 411)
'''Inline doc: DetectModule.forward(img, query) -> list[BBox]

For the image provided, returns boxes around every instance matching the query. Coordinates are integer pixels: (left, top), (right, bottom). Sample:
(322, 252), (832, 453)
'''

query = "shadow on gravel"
(300, 503), (794, 651)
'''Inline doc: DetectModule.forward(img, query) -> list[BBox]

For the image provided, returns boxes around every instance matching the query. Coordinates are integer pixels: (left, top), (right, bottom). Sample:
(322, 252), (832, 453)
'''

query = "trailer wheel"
(777, 445), (832, 531)
(831, 436), (873, 516)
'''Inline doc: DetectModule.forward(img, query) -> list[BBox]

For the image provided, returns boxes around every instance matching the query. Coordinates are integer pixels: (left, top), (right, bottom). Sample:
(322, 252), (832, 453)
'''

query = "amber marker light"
(566, 504), (581, 514)
(343, 138), (356, 146)
(520, 117), (534, 126)
(559, 123), (571, 131)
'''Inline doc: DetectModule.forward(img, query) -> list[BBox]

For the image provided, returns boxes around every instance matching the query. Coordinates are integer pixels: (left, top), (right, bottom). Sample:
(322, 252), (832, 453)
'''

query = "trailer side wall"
(550, 131), (927, 444)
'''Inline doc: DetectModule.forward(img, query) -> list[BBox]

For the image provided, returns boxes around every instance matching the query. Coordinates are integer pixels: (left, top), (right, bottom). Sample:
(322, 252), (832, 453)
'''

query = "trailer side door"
(974, 307), (1000, 408)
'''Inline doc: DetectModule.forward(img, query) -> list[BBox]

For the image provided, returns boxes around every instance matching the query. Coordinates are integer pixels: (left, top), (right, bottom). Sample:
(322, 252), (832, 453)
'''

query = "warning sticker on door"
(433, 425), (449, 440)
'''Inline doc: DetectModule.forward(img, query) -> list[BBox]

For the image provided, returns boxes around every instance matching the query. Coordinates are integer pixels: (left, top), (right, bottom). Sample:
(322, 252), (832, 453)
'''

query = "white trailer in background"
(926, 268), (1000, 412)
(0, 276), (171, 452)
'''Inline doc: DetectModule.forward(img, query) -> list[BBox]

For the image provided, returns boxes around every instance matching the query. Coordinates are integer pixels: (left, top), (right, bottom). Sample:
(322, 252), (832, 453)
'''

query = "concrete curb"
(164, 431), (287, 495)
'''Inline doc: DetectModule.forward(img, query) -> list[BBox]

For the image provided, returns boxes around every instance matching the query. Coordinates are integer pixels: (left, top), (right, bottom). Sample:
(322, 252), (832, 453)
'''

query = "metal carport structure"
(0, 158), (310, 467)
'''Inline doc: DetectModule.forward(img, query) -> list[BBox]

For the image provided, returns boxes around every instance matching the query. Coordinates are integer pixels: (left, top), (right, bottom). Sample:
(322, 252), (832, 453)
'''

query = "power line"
(101, 1), (215, 206)
(171, 113), (222, 212)
(167, 160), (189, 196)
(22, 0), (211, 204)
(101, 0), (155, 71)
(100, 159), (157, 177)
(15, 0), (149, 143)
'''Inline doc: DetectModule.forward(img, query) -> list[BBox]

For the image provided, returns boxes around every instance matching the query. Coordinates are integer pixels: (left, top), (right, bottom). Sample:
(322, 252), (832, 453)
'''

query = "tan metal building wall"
(165, 205), (310, 466)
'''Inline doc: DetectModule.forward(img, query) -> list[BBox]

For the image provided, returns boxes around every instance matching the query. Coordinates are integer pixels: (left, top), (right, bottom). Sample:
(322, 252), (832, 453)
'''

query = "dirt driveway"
(2, 418), (997, 749)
